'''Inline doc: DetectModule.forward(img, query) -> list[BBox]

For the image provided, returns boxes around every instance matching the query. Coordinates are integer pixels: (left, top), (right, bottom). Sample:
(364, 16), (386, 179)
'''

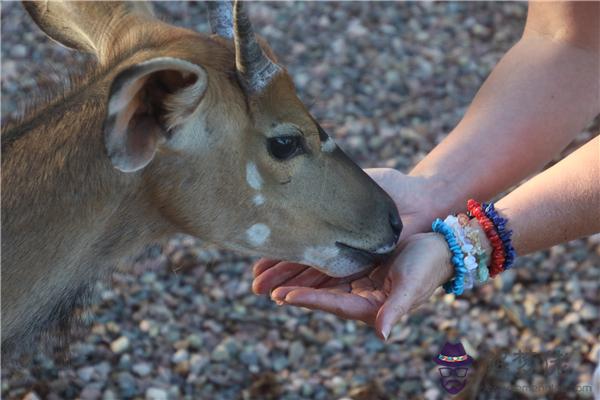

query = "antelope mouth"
(334, 241), (391, 265)
(299, 241), (397, 278)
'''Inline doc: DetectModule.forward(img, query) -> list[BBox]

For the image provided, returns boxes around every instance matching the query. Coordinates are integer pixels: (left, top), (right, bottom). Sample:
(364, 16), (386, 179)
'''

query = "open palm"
(252, 168), (448, 338)
(253, 233), (454, 339)
(253, 258), (391, 326)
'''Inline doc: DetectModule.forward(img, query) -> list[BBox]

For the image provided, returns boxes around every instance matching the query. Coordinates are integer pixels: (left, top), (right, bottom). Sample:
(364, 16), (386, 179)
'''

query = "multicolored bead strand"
(483, 202), (516, 270)
(432, 218), (467, 295)
(458, 213), (490, 284)
(444, 215), (478, 289)
(467, 199), (506, 277)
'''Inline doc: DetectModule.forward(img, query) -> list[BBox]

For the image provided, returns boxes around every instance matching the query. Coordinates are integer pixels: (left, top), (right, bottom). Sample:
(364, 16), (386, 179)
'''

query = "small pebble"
(77, 366), (95, 382)
(110, 336), (130, 354)
(145, 388), (168, 400)
(132, 362), (152, 377)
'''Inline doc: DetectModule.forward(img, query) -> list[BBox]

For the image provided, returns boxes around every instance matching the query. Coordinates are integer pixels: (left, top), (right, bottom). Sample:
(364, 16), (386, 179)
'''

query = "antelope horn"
(233, 0), (281, 94)
(207, 1), (233, 39)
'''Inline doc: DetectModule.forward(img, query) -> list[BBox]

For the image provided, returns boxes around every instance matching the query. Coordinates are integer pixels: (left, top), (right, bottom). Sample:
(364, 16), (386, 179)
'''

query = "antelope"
(1, 1), (401, 357)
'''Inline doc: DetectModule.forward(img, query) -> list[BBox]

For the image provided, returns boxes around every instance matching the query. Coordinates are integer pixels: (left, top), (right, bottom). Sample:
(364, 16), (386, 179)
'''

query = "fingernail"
(274, 299), (285, 306)
(382, 327), (390, 341)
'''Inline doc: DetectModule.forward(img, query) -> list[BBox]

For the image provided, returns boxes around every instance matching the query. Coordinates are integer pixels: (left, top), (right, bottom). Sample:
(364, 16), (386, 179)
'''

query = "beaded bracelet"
(467, 199), (506, 277)
(432, 218), (467, 295)
(457, 213), (490, 284)
(444, 215), (478, 289)
(475, 252), (490, 282)
(467, 200), (505, 277)
(483, 202), (516, 270)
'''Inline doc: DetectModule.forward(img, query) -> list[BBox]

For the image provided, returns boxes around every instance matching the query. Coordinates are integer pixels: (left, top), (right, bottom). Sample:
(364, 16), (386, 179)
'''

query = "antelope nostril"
(389, 211), (402, 242)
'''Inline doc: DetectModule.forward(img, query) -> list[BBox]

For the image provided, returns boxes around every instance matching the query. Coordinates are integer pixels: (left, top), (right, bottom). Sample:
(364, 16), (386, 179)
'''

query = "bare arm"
(497, 136), (600, 255)
(255, 138), (600, 337)
(250, 2), (600, 333)
(374, 136), (600, 338)
(411, 2), (600, 219)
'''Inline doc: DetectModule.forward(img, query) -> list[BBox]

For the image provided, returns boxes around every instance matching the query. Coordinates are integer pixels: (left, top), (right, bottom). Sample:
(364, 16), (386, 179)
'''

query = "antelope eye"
(267, 136), (303, 160)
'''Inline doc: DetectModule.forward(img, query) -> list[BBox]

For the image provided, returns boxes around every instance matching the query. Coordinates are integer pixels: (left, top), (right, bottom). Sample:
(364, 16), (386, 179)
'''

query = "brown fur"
(1, 7), (237, 358)
(2, 1), (401, 359)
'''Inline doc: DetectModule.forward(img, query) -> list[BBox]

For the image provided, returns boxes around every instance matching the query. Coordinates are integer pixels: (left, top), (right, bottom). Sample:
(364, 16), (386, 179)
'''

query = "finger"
(276, 267), (331, 288)
(252, 262), (308, 295)
(271, 286), (304, 302)
(375, 282), (417, 341)
(351, 287), (388, 306)
(252, 258), (280, 278)
(283, 288), (379, 325)
(271, 283), (351, 301)
(351, 277), (376, 291)
(315, 269), (372, 289)
(369, 264), (391, 283)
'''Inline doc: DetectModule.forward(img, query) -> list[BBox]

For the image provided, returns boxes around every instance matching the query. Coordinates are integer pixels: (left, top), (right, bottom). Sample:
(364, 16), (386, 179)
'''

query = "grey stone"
(110, 336), (130, 354)
(132, 362), (152, 377)
(145, 388), (168, 400)
(77, 366), (95, 382)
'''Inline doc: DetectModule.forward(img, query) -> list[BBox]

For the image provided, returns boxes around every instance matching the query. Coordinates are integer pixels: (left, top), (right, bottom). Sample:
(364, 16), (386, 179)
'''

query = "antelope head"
(24, 0), (402, 277)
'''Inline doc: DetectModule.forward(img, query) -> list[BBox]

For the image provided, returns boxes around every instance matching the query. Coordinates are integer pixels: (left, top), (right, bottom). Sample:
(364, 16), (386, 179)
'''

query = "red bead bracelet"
(467, 199), (506, 277)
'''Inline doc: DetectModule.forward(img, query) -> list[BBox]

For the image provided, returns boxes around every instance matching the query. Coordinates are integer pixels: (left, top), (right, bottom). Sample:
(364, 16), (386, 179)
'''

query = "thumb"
(375, 288), (415, 341)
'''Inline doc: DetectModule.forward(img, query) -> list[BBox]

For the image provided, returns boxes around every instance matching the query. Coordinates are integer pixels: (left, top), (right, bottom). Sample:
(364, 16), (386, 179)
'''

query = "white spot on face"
(246, 162), (263, 190)
(253, 194), (265, 206)
(321, 137), (337, 153)
(246, 223), (270, 246)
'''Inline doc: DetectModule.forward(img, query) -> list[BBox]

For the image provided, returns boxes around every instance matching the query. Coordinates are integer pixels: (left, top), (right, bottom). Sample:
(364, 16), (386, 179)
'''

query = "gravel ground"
(2, 2), (599, 400)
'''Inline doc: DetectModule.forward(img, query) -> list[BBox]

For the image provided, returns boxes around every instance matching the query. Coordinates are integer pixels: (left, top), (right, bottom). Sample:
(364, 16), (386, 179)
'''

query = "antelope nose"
(389, 210), (402, 243)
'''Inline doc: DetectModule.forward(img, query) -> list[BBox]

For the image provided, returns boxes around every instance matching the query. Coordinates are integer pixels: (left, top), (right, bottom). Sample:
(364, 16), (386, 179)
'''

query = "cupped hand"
(252, 168), (447, 339)
(253, 233), (453, 340)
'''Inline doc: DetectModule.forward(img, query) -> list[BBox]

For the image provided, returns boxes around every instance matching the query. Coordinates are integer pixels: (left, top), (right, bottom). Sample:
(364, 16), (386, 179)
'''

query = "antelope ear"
(22, 1), (154, 62)
(104, 57), (208, 173)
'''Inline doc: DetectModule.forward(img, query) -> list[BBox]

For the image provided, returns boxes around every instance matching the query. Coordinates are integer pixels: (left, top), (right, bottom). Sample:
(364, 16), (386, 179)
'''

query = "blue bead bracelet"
(432, 218), (467, 295)
(483, 202), (516, 270)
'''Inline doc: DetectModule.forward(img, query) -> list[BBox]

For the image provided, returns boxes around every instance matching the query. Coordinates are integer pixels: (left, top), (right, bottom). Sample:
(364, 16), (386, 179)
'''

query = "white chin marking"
(302, 246), (339, 268)
(321, 138), (337, 153)
(246, 162), (263, 190)
(246, 223), (270, 246)
(253, 194), (265, 206)
(302, 246), (370, 277)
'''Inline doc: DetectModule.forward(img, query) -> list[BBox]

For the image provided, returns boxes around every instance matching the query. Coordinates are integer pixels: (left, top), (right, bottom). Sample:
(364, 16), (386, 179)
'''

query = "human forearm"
(405, 137), (599, 303)
(366, 136), (598, 339)
(410, 33), (599, 218)
(495, 136), (600, 255)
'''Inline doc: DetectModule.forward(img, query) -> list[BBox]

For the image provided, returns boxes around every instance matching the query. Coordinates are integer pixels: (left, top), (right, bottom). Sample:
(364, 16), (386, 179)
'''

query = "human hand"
(252, 168), (433, 296)
(252, 168), (448, 338)
(253, 232), (454, 339)
(359, 168), (439, 241)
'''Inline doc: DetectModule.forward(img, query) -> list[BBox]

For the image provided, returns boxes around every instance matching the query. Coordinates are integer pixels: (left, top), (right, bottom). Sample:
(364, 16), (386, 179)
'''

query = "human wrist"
(416, 232), (455, 284)
(408, 170), (465, 219)
(432, 198), (516, 295)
